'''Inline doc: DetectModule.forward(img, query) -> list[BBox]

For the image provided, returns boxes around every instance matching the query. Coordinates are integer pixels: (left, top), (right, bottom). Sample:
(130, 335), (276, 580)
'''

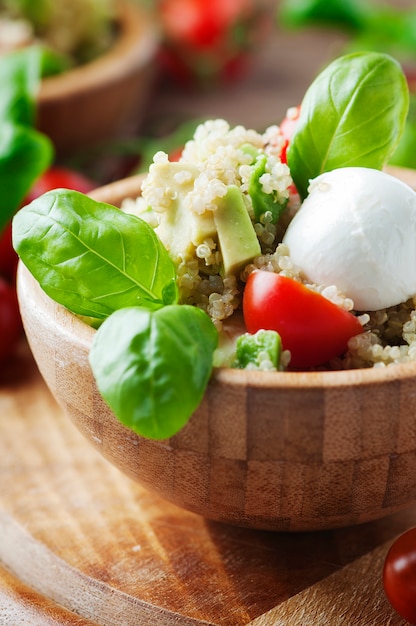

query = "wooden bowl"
(16, 167), (416, 532)
(36, 1), (159, 155)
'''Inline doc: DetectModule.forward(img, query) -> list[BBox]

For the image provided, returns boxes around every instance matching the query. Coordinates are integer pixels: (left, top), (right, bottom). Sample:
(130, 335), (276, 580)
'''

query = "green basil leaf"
(0, 122), (53, 233)
(389, 93), (416, 169)
(287, 52), (409, 199)
(13, 189), (178, 318)
(89, 305), (218, 440)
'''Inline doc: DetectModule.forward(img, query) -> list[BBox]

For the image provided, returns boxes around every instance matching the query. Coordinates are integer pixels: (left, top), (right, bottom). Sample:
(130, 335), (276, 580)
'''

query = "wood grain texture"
(248, 544), (405, 625)
(0, 345), (413, 624)
(17, 168), (416, 532)
(0, 563), (96, 626)
(37, 1), (158, 155)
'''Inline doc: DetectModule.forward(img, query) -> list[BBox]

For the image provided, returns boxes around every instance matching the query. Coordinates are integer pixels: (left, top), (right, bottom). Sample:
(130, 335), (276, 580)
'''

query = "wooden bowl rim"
(19, 165), (416, 393)
(19, 263), (416, 392)
(38, 0), (159, 101)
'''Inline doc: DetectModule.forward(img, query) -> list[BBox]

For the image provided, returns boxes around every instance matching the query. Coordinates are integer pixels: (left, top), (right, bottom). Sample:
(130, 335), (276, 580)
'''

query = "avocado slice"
(213, 185), (261, 276)
(153, 161), (216, 263)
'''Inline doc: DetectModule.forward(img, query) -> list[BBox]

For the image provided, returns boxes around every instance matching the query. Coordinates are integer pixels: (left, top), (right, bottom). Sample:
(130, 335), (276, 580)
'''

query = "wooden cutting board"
(0, 340), (413, 625)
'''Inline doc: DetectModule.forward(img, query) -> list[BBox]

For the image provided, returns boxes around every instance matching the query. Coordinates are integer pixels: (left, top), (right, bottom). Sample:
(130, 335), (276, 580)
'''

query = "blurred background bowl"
(16, 167), (416, 533)
(36, 1), (159, 155)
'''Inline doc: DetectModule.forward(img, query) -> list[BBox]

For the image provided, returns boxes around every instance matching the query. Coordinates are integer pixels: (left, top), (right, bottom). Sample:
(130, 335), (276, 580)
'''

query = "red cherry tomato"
(0, 222), (18, 282)
(0, 165), (96, 363)
(158, 0), (261, 85)
(243, 271), (363, 369)
(0, 167), (96, 283)
(0, 277), (22, 364)
(159, 0), (251, 50)
(168, 147), (183, 162)
(25, 166), (96, 202)
(383, 528), (416, 624)
(279, 105), (300, 164)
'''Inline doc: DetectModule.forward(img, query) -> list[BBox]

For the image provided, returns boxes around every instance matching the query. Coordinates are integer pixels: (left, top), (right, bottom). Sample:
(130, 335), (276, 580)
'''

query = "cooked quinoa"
(122, 118), (416, 371)
(124, 119), (294, 328)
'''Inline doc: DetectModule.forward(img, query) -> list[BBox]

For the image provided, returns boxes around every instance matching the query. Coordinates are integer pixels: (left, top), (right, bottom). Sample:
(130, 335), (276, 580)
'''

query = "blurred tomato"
(0, 222), (18, 283)
(0, 166), (96, 284)
(25, 166), (96, 202)
(158, 0), (267, 85)
(160, 0), (252, 49)
(0, 165), (96, 364)
(0, 277), (21, 364)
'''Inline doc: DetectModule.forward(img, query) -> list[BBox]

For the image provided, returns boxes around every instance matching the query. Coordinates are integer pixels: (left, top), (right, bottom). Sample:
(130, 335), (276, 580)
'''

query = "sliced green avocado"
(213, 185), (261, 276)
(153, 161), (216, 263)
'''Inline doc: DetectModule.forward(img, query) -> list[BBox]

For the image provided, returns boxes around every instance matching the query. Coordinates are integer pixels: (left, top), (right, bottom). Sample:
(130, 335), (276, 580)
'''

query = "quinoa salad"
(0, 0), (116, 66)
(13, 50), (415, 438)
(121, 117), (416, 371)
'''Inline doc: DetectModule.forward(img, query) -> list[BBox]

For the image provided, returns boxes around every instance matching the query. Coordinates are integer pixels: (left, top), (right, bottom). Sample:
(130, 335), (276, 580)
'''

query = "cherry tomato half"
(279, 105), (300, 164)
(383, 528), (416, 624)
(0, 277), (22, 364)
(243, 271), (363, 369)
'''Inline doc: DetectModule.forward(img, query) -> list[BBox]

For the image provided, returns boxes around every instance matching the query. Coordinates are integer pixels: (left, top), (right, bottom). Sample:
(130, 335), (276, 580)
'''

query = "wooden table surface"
(1, 8), (416, 625)
(1, 340), (415, 626)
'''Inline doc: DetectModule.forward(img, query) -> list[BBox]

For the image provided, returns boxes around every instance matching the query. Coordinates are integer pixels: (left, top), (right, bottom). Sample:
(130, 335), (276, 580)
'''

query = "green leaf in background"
(278, 0), (416, 70)
(0, 45), (54, 232)
(89, 305), (218, 440)
(389, 92), (416, 169)
(287, 52), (409, 199)
(0, 122), (52, 233)
(278, 0), (371, 31)
(0, 45), (42, 125)
(12, 189), (178, 318)
(39, 46), (72, 77)
(343, 7), (416, 64)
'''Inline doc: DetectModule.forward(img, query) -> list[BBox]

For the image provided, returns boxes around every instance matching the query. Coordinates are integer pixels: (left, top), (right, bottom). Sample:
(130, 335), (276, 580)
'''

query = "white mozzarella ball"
(282, 167), (416, 311)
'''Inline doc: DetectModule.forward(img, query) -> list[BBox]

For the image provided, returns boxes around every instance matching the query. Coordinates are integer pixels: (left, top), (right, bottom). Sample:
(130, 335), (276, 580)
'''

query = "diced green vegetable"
(248, 155), (288, 223)
(234, 329), (281, 371)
